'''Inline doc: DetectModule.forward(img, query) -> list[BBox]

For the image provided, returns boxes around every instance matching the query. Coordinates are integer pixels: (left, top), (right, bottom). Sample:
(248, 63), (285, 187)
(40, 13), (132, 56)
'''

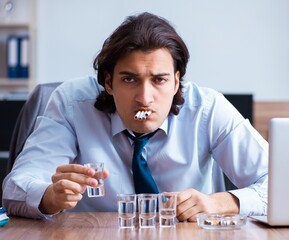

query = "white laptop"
(251, 118), (289, 226)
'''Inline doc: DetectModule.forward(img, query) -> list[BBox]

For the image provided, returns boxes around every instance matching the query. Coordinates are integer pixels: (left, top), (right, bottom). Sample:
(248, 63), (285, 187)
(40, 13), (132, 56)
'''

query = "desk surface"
(0, 212), (289, 240)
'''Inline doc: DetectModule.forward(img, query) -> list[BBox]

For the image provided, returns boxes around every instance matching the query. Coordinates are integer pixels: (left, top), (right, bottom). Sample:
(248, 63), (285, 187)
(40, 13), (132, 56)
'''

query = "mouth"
(134, 110), (152, 121)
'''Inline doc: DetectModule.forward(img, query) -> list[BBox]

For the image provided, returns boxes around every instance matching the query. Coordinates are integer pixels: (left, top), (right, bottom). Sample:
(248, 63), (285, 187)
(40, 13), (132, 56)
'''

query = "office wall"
(36, 0), (289, 101)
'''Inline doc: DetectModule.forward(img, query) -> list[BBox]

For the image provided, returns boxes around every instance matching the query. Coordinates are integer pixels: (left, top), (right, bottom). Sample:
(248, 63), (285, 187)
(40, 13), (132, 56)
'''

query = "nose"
(135, 82), (154, 106)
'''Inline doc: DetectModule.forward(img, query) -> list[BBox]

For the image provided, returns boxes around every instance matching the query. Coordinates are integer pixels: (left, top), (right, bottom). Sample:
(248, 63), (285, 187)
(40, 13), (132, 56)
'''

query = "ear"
(104, 72), (113, 95)
(174, 71), (180, 94)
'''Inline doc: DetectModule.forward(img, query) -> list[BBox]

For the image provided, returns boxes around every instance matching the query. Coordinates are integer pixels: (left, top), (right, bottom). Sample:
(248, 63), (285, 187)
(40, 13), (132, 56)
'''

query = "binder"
(6, 35), (29, 79)
(19, 36), (29, 78)
(6, 35), (19, 78)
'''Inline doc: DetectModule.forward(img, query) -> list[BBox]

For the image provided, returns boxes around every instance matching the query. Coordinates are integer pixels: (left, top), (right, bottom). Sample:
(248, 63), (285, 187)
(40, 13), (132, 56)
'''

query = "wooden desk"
(0, 212), (289, 240)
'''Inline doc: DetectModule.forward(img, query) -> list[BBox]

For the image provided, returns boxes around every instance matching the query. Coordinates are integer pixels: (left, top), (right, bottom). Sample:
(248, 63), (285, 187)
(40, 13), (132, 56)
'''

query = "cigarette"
(144, 110), (152, 117)
(134, 110), (152, 120)
(139, 111), (145, 119)
(134, 111), (141, 119)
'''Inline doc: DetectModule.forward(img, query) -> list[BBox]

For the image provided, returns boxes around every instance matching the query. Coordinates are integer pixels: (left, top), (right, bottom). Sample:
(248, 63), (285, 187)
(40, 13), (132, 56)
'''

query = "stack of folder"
(6, 35), (29, 79)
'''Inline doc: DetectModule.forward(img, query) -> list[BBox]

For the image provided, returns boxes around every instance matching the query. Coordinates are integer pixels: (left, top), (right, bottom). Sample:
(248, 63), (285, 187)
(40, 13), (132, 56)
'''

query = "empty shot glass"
(138, 193), (158, 228)
(117, 194), (137, 228)
(84, 162), (104, 197)
(158, 192), (177, 228)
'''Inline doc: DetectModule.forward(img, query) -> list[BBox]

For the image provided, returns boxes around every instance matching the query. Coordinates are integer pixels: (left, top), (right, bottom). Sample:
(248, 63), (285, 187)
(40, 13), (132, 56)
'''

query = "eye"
(122, 76), (136, 83)
(154, 77), (167, 84)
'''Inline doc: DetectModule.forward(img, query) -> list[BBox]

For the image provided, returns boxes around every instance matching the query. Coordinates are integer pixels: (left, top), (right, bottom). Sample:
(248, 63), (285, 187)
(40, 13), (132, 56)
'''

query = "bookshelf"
(0, 0), (36, 198)
(0, 0), (36, 97)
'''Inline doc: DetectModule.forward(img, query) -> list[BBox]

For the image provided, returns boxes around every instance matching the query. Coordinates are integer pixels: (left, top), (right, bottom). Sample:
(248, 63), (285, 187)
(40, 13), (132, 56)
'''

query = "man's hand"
(39, 164), (109, 214)
(176, 189), (239, 222)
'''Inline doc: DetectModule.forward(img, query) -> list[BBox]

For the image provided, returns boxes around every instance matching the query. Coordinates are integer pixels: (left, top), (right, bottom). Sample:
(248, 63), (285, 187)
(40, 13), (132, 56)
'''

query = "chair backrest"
(223, 94), (253, 124)
(7, 82), (61, 173)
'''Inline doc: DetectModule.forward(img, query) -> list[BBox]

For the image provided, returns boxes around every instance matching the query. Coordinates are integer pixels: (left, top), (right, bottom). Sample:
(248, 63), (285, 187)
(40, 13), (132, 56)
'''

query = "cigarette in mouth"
(134, 110), (152, 120)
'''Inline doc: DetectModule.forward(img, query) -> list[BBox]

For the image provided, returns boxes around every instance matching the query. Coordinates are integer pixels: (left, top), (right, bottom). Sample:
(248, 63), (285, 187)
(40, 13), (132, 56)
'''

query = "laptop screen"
(267, 118), (289, 225)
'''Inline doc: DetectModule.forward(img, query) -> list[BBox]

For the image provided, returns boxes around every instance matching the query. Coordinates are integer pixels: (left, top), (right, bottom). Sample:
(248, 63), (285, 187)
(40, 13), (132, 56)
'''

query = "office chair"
(7, 82), (61, 173)
(223, 94), (253, 125)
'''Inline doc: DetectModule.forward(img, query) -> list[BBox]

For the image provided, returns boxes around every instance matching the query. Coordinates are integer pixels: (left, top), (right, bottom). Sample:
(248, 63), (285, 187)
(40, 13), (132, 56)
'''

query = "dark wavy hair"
(93, 12), (189, 115)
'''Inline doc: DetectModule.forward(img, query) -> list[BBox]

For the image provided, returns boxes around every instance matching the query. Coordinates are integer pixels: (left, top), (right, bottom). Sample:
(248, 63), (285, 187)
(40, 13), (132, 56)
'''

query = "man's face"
(105, 48), (180, 135)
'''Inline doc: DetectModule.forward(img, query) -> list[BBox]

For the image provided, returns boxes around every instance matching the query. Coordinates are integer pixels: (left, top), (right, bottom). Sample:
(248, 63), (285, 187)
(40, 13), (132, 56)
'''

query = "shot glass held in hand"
(158, 192), (177, 228)
(138, 194), (158, 228)
(117, 194), (137, 228)
(84, 162), (104, 197)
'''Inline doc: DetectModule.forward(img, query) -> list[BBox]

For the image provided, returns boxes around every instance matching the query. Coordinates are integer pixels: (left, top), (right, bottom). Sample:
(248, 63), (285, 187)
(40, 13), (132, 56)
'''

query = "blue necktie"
(124, 130), (159, 194)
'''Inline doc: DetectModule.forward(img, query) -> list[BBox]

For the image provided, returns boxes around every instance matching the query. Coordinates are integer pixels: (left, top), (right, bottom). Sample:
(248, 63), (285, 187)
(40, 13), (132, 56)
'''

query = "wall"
(36, 0), (289, 101)
(254, 102), (289, 140)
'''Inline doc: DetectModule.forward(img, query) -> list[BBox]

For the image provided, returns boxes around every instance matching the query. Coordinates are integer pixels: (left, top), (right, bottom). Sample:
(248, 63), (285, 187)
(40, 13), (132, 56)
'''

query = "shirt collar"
(110, 112), (169, 137)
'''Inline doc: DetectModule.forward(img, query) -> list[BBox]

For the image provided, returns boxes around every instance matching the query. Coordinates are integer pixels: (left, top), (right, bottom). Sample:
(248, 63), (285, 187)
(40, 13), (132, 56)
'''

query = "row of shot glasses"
(117, 193), (177, 229)
(81, 163), (177, 228)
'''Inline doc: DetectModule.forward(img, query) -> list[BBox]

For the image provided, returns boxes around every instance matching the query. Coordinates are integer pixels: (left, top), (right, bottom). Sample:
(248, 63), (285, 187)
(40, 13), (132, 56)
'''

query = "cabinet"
(0, 0), (36, 97)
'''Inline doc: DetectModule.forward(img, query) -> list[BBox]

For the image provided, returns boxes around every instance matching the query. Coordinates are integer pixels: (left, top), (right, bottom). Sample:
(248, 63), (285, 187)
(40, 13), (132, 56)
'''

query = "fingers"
(176, 189), (207, 222)
(53, 191), (83, 210)
(56, 164), (95, 178)
(53, 178), (85, 194)
(39, 184), (82, 214)
(52, 180), (84, 209)
(41, 164), (109, 214)
(53, 164), (109, 188)
(52, 172), (97, 188)
(56, 164), (109, 178)
(102, 169), (109, 179)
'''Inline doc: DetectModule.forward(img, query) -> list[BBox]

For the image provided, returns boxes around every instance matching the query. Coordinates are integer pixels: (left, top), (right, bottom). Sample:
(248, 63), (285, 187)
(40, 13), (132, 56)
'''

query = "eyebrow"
(118, 71), (171, 77)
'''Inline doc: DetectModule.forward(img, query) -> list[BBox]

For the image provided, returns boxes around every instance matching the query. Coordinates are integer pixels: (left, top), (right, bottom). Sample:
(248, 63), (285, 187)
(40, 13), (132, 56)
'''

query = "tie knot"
(123, 130), (157, 150)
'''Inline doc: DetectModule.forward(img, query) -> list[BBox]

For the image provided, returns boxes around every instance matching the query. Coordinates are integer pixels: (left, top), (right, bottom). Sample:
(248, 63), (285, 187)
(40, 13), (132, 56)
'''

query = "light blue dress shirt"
(3, 76), (268, 219)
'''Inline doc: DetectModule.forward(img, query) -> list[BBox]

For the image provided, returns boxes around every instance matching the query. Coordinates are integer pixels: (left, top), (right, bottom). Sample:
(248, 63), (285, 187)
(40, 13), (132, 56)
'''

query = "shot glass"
(117, 194), (137, 228)
(84, 162), (104, 197)
(158, 192), (177, 228)
(138, 193), (158, 228)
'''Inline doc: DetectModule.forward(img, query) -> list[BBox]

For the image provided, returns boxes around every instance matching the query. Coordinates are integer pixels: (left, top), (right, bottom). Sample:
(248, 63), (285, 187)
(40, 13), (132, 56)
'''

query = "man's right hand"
(39, 164), (109, 214)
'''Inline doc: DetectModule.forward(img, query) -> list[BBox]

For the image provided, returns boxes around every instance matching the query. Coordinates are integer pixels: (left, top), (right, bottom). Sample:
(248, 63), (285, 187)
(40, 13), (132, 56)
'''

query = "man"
(3, 12), (268, 220)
